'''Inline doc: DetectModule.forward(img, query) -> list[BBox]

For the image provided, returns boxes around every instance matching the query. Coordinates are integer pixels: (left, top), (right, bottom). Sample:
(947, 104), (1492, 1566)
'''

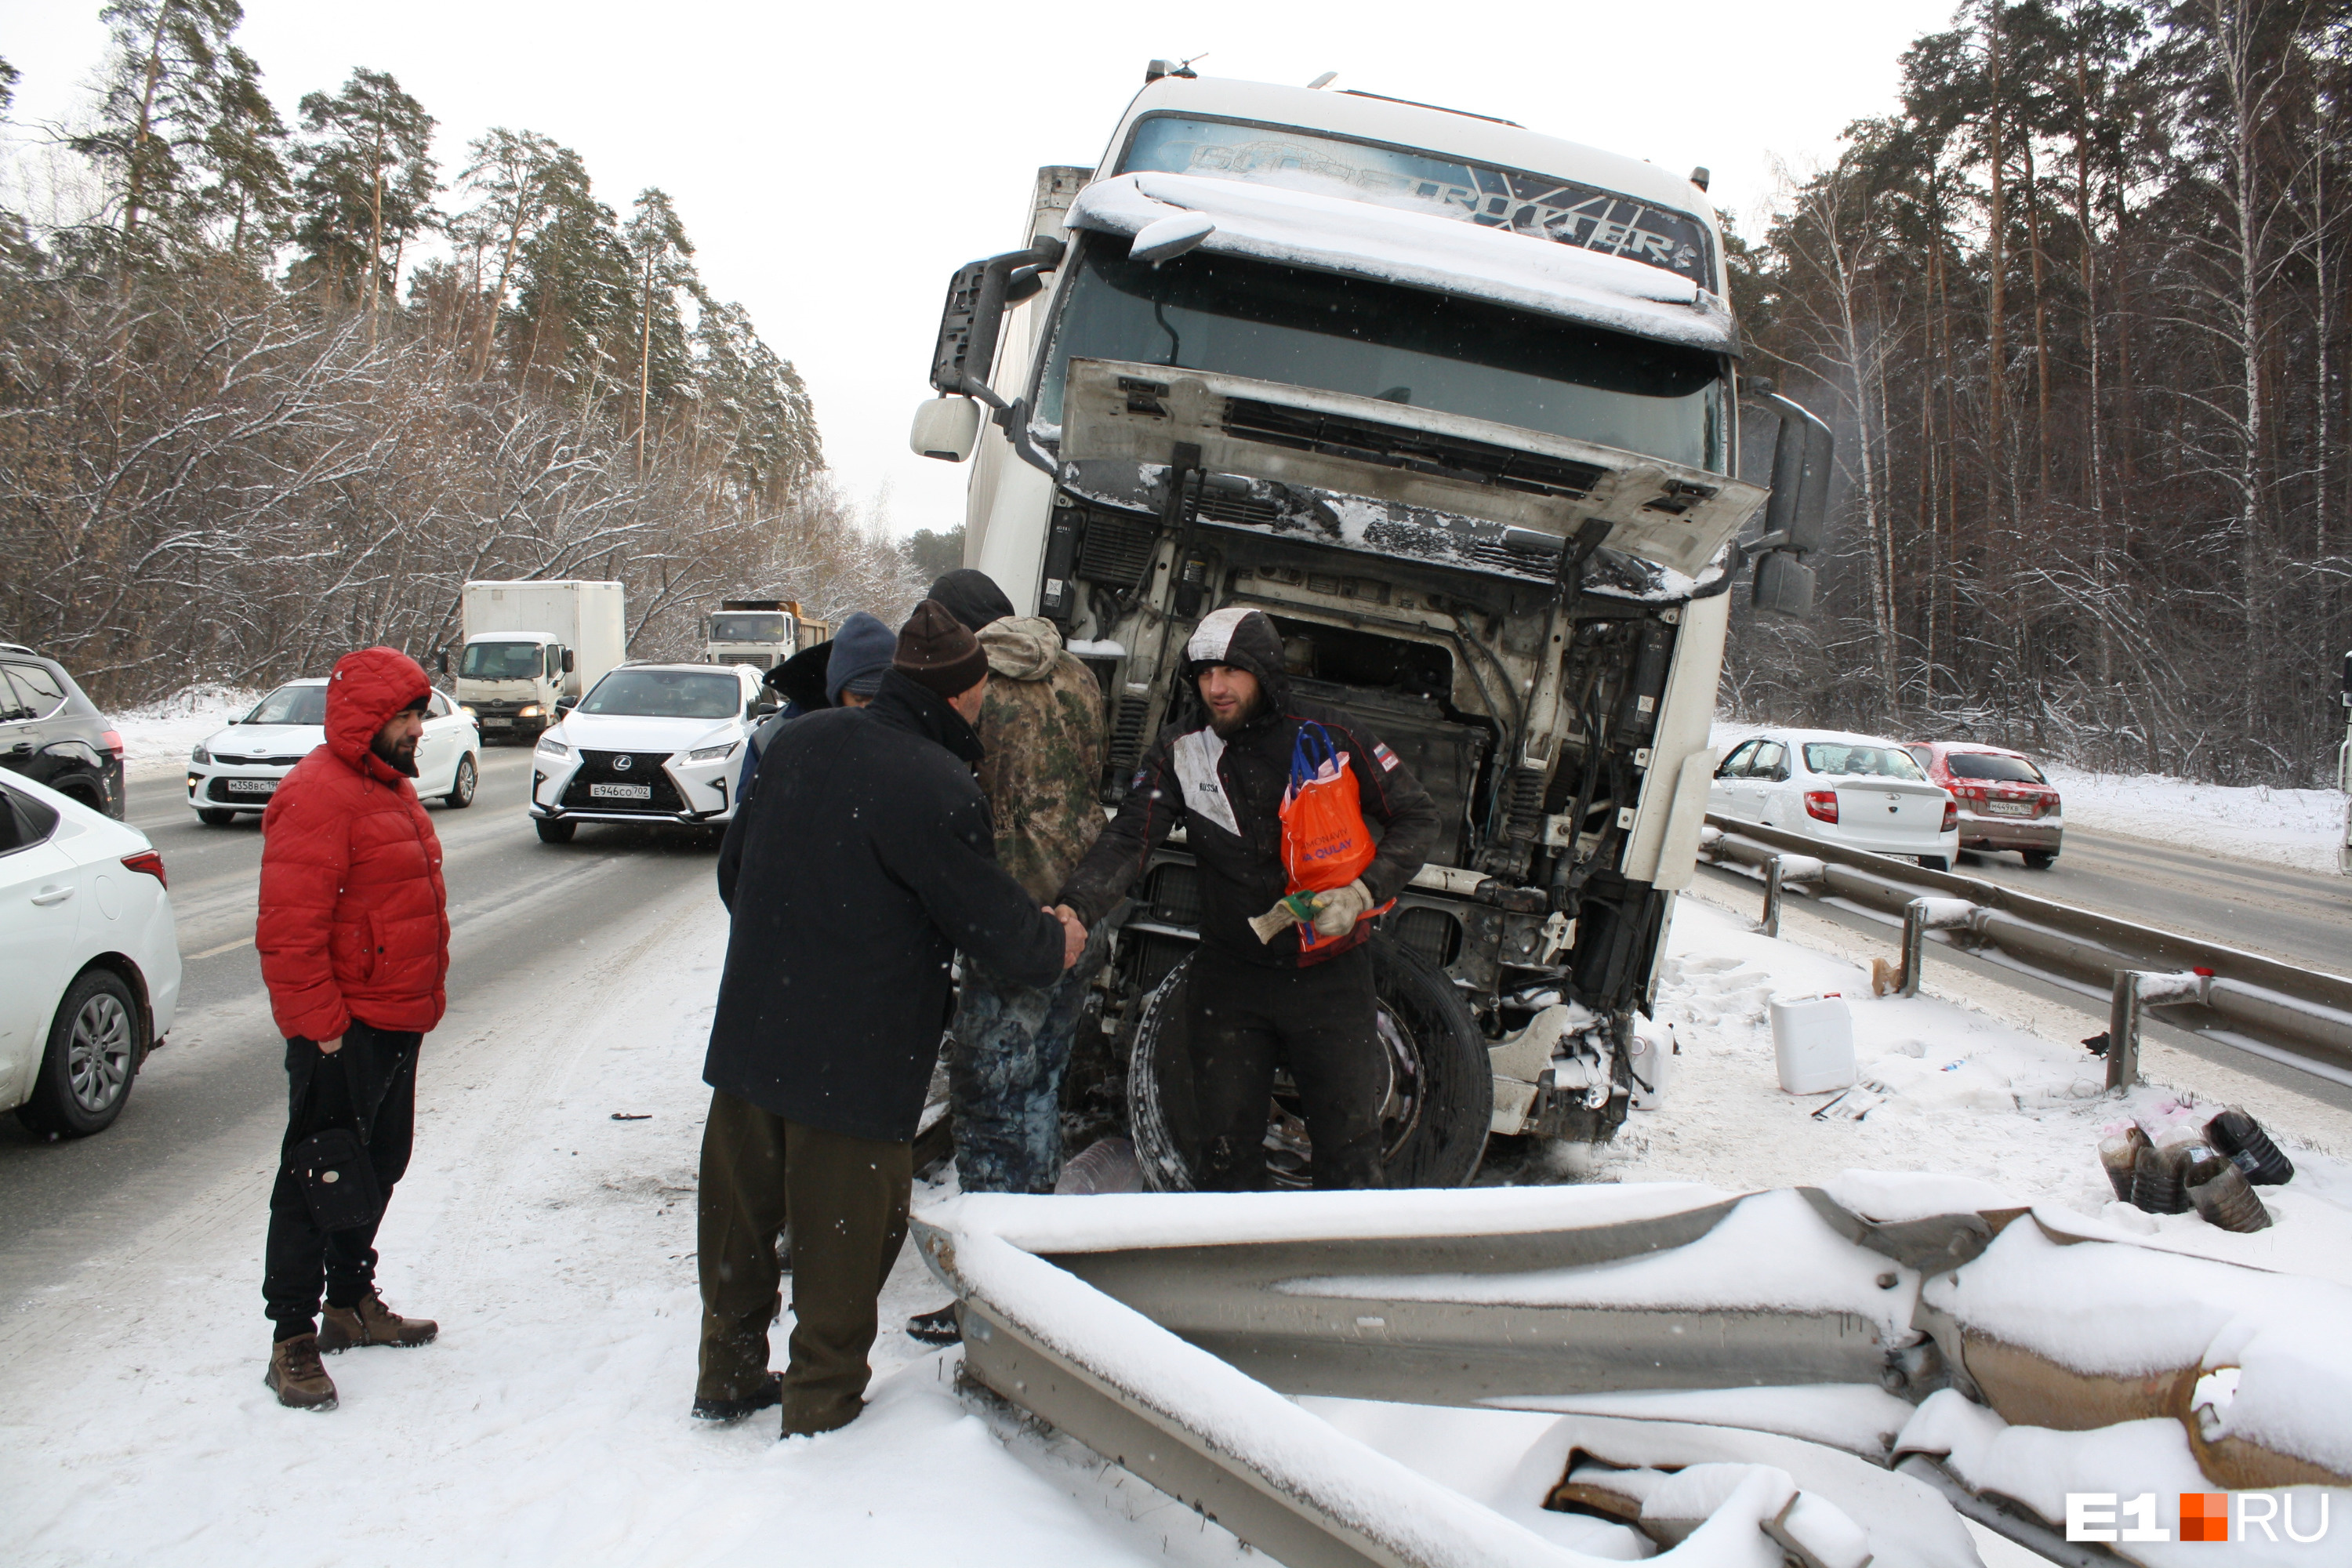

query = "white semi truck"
(453, 580), (627, 742)
(910, 67), (1831, 1183)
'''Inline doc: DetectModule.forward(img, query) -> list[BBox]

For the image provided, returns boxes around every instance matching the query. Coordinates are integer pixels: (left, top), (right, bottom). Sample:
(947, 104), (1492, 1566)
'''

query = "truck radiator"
(1076, 508), (1160, 589)
(1104, 694), (1155, 797)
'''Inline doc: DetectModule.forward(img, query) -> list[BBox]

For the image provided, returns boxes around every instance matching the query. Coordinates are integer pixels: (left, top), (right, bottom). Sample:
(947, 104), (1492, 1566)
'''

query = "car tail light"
(122, 850), (167, 888)
(100, 728), (125, 759)
(1803, 789), (1838, 823)
(1941, 800), (1958, 832)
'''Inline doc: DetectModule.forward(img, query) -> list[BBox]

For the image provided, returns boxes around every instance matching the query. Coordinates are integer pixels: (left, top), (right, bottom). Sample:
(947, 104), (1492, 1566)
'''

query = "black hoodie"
(706, 670), (1065, 1139)
(1056, 608), (1440, 967)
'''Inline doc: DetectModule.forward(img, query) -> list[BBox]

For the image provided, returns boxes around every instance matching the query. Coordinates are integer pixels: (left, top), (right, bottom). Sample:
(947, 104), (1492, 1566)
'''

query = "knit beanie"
(823, 612), (898, 703)
(894, 599), (990, 698)
(927, 568), (1017, 633)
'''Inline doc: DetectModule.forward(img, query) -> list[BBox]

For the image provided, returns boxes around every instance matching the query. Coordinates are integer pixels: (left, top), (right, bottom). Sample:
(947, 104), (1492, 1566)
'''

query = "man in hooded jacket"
(255, 646), (450, 1411)
(696, 601), (1080, 1436)
(1056, 608), (1440, 1190)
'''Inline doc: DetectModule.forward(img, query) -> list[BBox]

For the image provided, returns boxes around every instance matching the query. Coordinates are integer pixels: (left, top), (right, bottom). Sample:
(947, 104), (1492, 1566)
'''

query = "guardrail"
(1698, 814), (2352, 1091)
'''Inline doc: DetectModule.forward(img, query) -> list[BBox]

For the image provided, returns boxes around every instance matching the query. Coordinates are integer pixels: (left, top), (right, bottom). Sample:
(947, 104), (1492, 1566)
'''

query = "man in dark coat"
(695, 601), (1079, 1436)
(1055, 608), (1439, 1191)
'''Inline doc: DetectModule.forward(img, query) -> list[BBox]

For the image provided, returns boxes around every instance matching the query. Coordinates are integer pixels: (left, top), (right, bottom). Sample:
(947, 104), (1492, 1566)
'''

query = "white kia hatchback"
(187, 678), (481, 825)
(527, 663), (768, 844)
(1710, 728), (1960, 869)
(0, 770), (180, 1136)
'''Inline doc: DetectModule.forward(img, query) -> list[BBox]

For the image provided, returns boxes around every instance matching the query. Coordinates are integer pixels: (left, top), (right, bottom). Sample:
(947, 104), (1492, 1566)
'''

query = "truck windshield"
(579, 670), (742, 720)
(709, 613), (789, 643)
(1036, 241), (1726, 471)
(462, 641), (546, 681)
(245, 684), (328, 725)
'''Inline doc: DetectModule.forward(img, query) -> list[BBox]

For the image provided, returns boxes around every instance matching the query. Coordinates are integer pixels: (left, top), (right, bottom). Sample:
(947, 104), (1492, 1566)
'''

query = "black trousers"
(263, 1022), (419, 1341)
(1187, 943), (1388, 1191)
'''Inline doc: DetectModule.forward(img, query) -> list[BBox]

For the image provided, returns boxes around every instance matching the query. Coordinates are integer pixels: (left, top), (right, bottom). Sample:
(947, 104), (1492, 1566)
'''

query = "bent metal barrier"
(914, 1187), (2352, 1568)
(1699, 814), (2352, 1088)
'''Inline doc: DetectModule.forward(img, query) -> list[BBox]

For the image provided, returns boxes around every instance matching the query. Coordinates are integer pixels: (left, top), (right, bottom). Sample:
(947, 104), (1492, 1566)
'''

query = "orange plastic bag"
(1279, 723), (1391, 961)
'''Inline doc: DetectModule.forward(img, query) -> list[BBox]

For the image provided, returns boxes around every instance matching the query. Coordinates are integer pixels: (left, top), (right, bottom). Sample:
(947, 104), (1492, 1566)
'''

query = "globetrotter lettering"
(2066, 1491), (2332, 1544)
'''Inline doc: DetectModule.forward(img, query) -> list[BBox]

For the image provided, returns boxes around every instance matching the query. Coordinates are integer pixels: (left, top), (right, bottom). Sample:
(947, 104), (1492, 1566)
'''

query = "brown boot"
(266, 1334), (338, 1410)
(318, 1291), (440, 1352)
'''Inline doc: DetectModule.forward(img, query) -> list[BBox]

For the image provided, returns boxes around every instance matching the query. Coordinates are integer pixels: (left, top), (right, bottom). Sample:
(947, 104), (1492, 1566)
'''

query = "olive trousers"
(695, 1090), (913, 1436)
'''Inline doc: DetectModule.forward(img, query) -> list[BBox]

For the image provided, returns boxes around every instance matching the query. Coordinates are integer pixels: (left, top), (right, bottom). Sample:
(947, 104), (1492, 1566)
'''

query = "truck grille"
(1221, 398), (1606, 502)
(1076, 508), (1159, 588)
(561, 750), (684, 814)
(1104, 695), (1155, 797)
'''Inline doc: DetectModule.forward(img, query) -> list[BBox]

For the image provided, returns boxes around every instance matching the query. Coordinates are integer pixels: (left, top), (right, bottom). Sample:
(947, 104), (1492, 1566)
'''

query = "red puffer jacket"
(256, 648), (449, 1042)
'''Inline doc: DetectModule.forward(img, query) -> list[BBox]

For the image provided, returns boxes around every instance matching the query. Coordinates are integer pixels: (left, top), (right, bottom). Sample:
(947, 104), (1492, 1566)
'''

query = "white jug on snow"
(1769, 993), (1856, 1095)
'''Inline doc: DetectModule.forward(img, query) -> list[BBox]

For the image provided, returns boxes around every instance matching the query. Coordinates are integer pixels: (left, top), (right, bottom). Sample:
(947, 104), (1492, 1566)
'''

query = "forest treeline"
(0, 2), (920, 708)
(1732, 0), (2350, 785)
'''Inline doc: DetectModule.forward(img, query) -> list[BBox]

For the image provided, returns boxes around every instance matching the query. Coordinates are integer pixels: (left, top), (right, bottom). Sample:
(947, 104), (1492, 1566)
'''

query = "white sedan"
(1710, 728), (1959, 869)
(528, 663), (769, 844)
(0, 770), (180, 1136)
(187, 678), (481, 825)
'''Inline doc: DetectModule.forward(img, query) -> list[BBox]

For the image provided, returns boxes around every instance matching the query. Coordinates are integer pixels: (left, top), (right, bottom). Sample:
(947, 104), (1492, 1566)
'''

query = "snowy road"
(0, 750), (724, 1301)
(1952, 824), (2352, 977)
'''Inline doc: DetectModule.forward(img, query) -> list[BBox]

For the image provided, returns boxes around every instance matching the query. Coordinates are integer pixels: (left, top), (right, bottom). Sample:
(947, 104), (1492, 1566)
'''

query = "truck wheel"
(534, 817), (575, 844)
(1127, 933), (1490, 1191)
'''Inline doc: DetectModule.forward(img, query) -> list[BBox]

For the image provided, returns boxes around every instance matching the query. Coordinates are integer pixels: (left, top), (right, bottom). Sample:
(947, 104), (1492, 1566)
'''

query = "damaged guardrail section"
(915, 1184), (2351, 1568)
(1700, 815), (2352, 1088)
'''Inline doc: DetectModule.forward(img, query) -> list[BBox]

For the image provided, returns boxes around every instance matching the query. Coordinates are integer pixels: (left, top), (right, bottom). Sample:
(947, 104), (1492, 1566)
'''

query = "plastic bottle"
(2096, 1123), (2146, 1202)
(2204, 1107), (2295, 1186)
(2187, 1156), (2273, 1232)
(2132, 1141), (2187, 1214)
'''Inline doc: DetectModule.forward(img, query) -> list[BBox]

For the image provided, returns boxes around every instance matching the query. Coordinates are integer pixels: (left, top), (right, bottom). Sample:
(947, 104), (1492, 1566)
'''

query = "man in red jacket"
(255, 647), (450, 1411)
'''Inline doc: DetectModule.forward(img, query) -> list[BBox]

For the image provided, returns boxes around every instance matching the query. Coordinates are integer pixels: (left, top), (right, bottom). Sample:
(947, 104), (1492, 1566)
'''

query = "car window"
(1802, 742), (1929, 781)
(1947, 751), (2046, 784)
(1751, 741), (1788, 779)
(0, 668), (38, 723)
(577, 669), (743, 720)
(245, 684), (329, 726)
(4, 663), (67, 721)
(1716, 739), (1759, 778)
(1, 782), (60, 852)
(1905, 745), (1933, 769)
(426, 691), (453, 719)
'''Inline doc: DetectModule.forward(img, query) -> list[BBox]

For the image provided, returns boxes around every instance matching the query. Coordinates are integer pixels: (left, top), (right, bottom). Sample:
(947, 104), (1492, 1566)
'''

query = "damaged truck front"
(911, 72), (1831, 1185)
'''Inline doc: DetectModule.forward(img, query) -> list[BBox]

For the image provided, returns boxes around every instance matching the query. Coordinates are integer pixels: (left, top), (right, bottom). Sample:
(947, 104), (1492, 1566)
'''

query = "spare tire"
(1128, 933), (1490, 1191)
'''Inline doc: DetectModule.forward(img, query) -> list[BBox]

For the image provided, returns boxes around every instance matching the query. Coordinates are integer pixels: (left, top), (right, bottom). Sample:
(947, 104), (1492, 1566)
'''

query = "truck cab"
(456, 633), (572, 741)
(703, 600), (801, 672)
(913, 73), (1828, 1177)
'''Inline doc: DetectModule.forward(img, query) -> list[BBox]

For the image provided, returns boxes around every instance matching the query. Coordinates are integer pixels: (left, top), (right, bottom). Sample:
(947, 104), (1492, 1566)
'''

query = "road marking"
(186, 935), (253, 960)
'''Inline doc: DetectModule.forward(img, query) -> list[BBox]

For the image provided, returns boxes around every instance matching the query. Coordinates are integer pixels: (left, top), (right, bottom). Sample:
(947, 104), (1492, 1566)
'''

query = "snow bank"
(2038, 760), (2347, 875)
(109, 683), (265, 776)
(1069, 171), (1738, 351)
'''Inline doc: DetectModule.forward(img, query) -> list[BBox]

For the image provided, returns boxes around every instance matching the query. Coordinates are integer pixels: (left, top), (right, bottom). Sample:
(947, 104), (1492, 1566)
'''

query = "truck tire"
(1127, 933), (1490, 1192)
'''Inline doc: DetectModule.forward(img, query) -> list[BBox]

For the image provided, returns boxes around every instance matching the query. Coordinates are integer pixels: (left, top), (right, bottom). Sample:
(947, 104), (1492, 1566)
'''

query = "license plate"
(590, 782), (652, 801)
(225, 779), (276, 796)
(482, 717), (513, 728)
(1987, 801), (2032, 817)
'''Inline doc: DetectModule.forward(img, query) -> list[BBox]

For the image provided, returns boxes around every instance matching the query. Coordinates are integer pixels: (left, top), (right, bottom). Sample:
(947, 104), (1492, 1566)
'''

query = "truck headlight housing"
(684, 741), (740, 764)
(517, 704), (543, 719)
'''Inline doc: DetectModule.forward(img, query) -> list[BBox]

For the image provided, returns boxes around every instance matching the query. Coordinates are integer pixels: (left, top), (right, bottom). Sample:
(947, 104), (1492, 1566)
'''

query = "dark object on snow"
(611, 1112), (652, 1121)
(2082, 1031), (2110, 1058)
(2187, 1156), (2273, 1232)
(2132, 1141), (2188, 1214)
(2205, 1105), (2294, 1185)
(692, 1370), (783, 1422)
(906, 1305), (962, 1345)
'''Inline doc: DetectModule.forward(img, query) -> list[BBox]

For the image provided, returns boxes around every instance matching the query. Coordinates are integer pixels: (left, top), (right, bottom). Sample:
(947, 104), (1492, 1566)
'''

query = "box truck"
(454, 580), (627, 741)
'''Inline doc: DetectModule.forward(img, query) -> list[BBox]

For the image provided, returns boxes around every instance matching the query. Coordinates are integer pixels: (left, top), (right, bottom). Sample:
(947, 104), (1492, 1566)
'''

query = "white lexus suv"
(528, 663), (769, 844)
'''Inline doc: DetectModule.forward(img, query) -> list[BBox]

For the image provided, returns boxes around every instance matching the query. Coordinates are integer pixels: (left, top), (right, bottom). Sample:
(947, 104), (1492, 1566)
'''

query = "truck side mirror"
(1751, 550), (1816, 618)
(929, 236), (1065, 409)
(1745, 391), (1834, 619)
(909, 397), (983, 463)
(554, 696), (577, 717)
(437, 650), (449, 676)
(561, 649), (576, 674)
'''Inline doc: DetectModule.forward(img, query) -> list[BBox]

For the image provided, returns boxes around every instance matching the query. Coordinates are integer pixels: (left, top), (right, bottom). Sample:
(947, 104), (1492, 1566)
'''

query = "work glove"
(1310, 879), (1374, 938)
(1249, 891), (1318, 944)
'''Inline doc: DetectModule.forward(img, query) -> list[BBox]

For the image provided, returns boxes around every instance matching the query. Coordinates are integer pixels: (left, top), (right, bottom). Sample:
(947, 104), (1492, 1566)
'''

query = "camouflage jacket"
(975, 617), (1108, 903)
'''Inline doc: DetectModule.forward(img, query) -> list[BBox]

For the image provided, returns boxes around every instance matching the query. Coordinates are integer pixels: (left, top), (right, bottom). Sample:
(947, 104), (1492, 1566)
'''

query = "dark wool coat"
(706, 670), (1065, 1142)
(256, 647), (448, 1042)
(1056, 609), (1440, 968)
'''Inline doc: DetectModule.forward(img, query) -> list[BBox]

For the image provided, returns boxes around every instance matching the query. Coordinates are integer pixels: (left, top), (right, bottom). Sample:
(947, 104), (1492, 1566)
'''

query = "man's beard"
(372, 732), (420, 777)
(1206, 690), (1261, 737)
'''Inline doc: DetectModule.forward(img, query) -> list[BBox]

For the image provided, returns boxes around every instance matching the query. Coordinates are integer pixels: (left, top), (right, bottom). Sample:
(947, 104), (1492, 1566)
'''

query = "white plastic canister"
(1626, 1015), (1675, 1110)
(1769, 993), (1857, 1095)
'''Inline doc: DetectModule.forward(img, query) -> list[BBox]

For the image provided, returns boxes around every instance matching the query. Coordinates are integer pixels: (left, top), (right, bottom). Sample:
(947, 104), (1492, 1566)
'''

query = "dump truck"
(910, 67), (1831, 1184)
(453, 579), (627, 742)
(702, 599), (826, 671)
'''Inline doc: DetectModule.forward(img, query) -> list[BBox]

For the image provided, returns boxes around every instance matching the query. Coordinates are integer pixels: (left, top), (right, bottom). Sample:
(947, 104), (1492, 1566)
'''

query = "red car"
(1903, 741), (2063, 869)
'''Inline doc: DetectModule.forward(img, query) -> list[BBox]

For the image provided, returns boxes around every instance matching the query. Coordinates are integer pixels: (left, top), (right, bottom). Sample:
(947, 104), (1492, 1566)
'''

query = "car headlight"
(535, 736), (570, 758)
(684, 741), (740, 764)
(191, 744), (211, 764)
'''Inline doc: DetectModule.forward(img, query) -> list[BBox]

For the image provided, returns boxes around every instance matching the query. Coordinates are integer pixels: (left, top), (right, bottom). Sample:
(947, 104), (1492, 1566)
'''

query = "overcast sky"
(5, 0), (1957, 535)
